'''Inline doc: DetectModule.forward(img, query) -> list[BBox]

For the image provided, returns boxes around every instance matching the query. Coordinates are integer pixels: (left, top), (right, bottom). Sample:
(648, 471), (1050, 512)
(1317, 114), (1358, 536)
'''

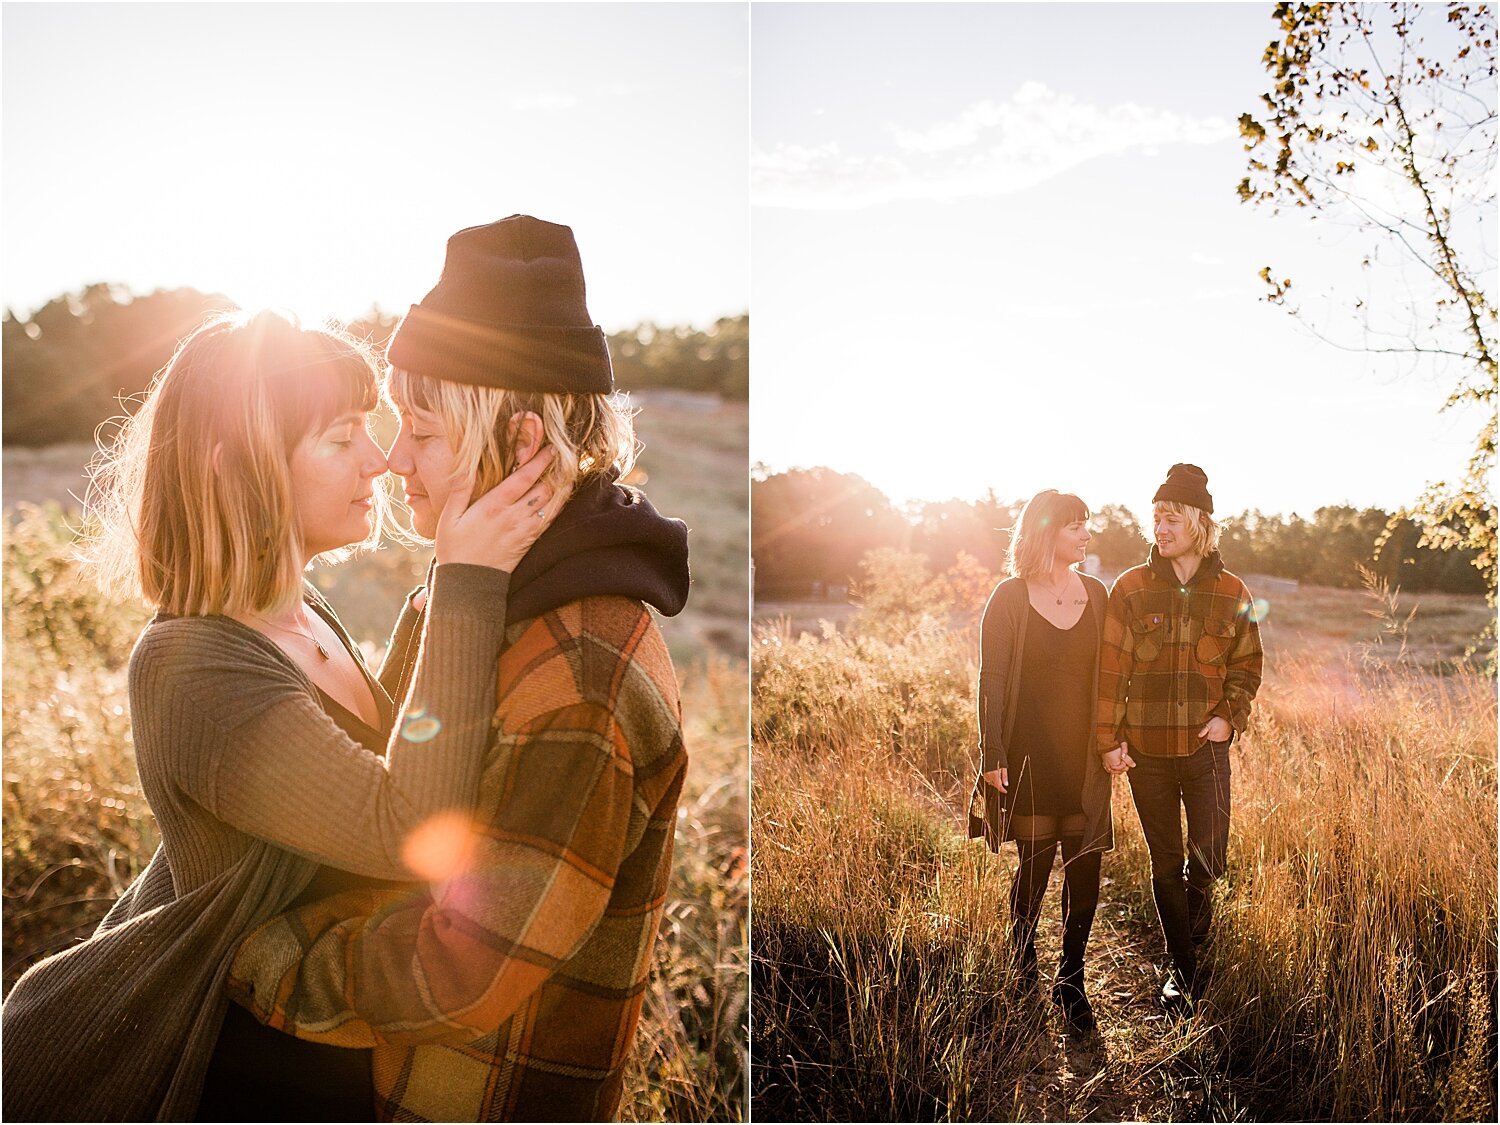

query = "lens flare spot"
(401, 710), (442, 742)
(402, 811), (479, 882)
(1246, 597), (1271, 623)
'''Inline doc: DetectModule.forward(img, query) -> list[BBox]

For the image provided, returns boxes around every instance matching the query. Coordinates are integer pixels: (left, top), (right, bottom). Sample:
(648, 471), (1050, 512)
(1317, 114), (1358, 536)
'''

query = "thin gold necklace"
(250, 612), (330, 660)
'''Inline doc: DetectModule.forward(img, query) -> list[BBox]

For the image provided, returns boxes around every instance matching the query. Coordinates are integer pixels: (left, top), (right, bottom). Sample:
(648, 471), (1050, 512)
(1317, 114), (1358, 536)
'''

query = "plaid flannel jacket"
(226, 595), (686, 1121)
(1095, 549), (1263, 758)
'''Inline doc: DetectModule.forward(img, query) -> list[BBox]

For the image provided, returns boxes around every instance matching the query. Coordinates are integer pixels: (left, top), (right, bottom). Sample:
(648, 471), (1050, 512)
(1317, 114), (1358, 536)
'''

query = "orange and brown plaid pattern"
(1095, 551), (1263, 758)
(226, 595), (686, 1121)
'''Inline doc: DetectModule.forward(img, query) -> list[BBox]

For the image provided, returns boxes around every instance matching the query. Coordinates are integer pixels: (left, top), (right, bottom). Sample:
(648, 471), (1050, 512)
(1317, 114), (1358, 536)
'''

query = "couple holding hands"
(969, 465), (1265, 1033)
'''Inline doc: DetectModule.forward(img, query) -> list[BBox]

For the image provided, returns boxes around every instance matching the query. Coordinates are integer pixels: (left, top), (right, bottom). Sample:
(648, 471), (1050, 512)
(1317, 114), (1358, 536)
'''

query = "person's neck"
(242, 590), (313, 629)
(1169, 553), (1202, 584)
(1044, 564), (1076, 589)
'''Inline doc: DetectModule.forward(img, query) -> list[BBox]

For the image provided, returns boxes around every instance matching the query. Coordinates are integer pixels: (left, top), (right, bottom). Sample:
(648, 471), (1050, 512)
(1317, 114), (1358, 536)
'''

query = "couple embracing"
(968, 464), (1264, 1032)
(3, 216), (690, 1120)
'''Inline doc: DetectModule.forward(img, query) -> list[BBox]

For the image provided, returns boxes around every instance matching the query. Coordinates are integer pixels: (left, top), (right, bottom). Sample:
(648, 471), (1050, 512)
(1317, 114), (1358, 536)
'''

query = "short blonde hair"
(1153, 500), (1221, 556)
(83, 309), (386, 616)
(1007, 489), (1090, 579)
(384, 368), (637, 510)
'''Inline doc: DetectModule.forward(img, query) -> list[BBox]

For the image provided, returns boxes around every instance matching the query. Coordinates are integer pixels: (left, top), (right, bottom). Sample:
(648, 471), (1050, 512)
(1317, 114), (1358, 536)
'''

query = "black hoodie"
(504, 469), (690, 626)
(378, 473), (689, 706)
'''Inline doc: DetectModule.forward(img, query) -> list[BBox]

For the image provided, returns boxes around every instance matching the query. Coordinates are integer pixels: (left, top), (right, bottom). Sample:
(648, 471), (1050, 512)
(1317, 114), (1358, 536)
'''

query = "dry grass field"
(752, 576), (1496, 1122)
(2, 392), (748, 1121)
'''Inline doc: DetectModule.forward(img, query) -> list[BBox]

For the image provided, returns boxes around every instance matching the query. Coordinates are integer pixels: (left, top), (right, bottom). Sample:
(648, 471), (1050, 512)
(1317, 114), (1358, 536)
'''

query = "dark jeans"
(1127, 740), (1231, 982)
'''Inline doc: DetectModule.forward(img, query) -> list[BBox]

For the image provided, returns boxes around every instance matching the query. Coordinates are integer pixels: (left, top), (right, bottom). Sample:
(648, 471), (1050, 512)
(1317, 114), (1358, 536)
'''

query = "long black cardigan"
(965, 574), (1115, 855)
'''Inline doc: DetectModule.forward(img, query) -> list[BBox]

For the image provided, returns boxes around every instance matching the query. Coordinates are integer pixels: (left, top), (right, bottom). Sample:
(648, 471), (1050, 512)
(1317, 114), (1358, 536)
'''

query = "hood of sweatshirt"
(504, 469), (690, 626)
(1145, 544), (1224, 588)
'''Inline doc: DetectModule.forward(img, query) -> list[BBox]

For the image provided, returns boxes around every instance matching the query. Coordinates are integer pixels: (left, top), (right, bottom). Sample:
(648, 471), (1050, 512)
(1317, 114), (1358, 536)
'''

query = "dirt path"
(1010, 890), (1237, 1123)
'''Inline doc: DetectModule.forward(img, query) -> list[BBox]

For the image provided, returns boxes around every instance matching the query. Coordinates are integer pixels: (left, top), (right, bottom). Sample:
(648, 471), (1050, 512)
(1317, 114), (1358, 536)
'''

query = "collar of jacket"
(504, 468), (690, 626)
(1145, 544), (1224, 588)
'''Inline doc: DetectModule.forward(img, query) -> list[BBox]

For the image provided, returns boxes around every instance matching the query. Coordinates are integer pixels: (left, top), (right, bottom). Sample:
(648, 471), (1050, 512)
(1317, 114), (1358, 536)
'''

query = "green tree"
(751, 467), (905, 598)
(910, 497), (1010, 576)
(1239, 3), (1497, 593)
(606, 315), (748, 399)
(1089, 503), (1148, 571)
(3, 285), (234, 446)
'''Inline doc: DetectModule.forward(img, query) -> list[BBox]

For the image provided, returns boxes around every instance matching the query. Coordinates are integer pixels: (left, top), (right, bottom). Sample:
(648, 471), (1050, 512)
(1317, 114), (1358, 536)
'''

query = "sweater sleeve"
(225, 695), (640, 1046)
(977, 586), (1014, 773)
(376, 588), (426, 707)
(143, 564), (509, 880)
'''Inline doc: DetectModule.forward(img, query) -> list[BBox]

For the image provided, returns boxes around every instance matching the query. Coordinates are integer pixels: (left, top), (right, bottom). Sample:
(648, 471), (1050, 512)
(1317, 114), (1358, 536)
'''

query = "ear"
(507, 411), (544, 465)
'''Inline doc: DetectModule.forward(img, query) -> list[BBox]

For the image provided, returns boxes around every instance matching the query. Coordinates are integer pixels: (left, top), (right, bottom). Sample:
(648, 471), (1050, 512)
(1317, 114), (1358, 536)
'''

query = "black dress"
(196, 647), (402, 1121)
(1001, 603), (1098, 818)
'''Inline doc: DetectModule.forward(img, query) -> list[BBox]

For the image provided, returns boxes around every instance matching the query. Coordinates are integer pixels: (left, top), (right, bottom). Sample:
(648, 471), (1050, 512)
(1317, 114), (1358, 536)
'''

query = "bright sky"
(2, 3), (748, 331)
(750, 2), (1494, 522)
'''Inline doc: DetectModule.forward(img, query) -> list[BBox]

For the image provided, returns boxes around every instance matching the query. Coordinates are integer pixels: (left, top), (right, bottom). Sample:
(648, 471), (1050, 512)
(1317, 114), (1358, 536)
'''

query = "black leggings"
(1009, 824), (1102, 978)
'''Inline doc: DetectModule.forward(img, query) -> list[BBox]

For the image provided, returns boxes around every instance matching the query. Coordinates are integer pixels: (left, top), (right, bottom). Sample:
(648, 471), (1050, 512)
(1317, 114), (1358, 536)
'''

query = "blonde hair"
(82, 309), (387, 616)
(1153, 500), (1221, 556)
(384, 368), (637, 513)
(1007, 489), (1090, 579)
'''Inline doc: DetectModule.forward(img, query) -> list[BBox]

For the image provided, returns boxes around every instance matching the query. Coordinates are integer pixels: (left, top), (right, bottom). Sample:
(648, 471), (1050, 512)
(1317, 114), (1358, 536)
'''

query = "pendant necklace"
(1042, 573), (1072, 605)
(252, 613), (331, 660)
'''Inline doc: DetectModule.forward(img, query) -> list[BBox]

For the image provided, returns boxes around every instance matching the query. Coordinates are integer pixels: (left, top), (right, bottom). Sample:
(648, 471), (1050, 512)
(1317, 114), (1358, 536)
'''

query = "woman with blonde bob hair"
(967, 488), (1115, 1035)
(2, 307), (561, 1120)
(221, 216), (692, 1123)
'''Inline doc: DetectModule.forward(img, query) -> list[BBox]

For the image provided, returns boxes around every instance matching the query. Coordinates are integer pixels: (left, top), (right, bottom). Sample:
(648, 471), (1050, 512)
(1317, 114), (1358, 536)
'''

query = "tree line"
(2, 284), (747, 447)
(752, 467), (1489, 599)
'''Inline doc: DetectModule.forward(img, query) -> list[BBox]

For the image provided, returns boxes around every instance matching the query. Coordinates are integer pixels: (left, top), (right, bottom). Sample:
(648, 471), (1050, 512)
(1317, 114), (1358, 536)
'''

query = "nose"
(387, 428), (416, 477)
(359, 432), (388, 478)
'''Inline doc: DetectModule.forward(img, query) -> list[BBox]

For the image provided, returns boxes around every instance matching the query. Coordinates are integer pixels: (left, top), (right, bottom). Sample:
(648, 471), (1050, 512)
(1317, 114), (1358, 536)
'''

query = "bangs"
(385, 366), (540, 420)
(272, 338), (380, 444)
(1053, 492), (1090, 527)
(383, 365), (431, 415)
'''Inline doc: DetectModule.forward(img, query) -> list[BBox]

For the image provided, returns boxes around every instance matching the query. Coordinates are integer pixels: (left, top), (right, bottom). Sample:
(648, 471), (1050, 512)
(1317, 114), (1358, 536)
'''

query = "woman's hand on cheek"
(433, 447), (567, 572)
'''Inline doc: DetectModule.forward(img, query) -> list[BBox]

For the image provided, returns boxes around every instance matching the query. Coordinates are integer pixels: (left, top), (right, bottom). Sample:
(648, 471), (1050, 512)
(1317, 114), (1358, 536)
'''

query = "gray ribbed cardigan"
(966, 575), (1114, 856)
(1, 563), (509, 1122)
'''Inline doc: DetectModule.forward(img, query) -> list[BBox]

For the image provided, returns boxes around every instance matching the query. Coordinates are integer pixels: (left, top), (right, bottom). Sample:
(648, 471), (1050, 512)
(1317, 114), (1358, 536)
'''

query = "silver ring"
(535, 509), (546, 520)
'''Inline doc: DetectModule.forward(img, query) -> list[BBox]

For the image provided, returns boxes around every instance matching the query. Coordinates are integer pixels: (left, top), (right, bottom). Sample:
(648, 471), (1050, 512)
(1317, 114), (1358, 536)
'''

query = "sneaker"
(1159, 974), (1194, 1013)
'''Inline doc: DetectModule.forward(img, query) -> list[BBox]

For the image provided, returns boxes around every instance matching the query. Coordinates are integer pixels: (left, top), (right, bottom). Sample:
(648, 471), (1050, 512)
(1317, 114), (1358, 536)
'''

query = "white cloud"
(754, 82), (1233, 210)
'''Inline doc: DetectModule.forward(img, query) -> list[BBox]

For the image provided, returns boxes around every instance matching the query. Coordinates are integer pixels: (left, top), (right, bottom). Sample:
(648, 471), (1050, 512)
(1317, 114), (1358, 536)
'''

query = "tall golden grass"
(2, 504), (746, 1121)
(752, 591), (1496, 1121)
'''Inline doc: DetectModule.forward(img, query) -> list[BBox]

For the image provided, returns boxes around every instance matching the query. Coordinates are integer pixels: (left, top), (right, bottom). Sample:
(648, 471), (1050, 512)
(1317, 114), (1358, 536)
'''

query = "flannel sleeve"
(1094, 583), (1133, 754)
(1211, 585), (1264, 732)
(976, 591), (1014, 772)
(225, 696), (637, 1047)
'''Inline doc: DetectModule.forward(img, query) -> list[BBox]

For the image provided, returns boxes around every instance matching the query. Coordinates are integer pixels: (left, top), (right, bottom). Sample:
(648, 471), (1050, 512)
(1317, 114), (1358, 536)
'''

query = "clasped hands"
(985, 717), (1234, 785)
(1102, 716), (1232, 775)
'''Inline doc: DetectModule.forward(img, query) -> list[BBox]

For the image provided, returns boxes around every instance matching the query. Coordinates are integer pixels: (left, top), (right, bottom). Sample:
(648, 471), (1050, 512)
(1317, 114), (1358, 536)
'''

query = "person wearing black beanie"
(227, 216), (693, 1120)
(1095, 463), (1264, 1010)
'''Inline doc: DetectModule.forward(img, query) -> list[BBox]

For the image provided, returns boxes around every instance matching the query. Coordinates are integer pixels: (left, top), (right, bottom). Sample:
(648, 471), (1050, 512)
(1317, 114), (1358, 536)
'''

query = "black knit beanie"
(1153, 463), (1213, 513)
(386, 215), (613, 394)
